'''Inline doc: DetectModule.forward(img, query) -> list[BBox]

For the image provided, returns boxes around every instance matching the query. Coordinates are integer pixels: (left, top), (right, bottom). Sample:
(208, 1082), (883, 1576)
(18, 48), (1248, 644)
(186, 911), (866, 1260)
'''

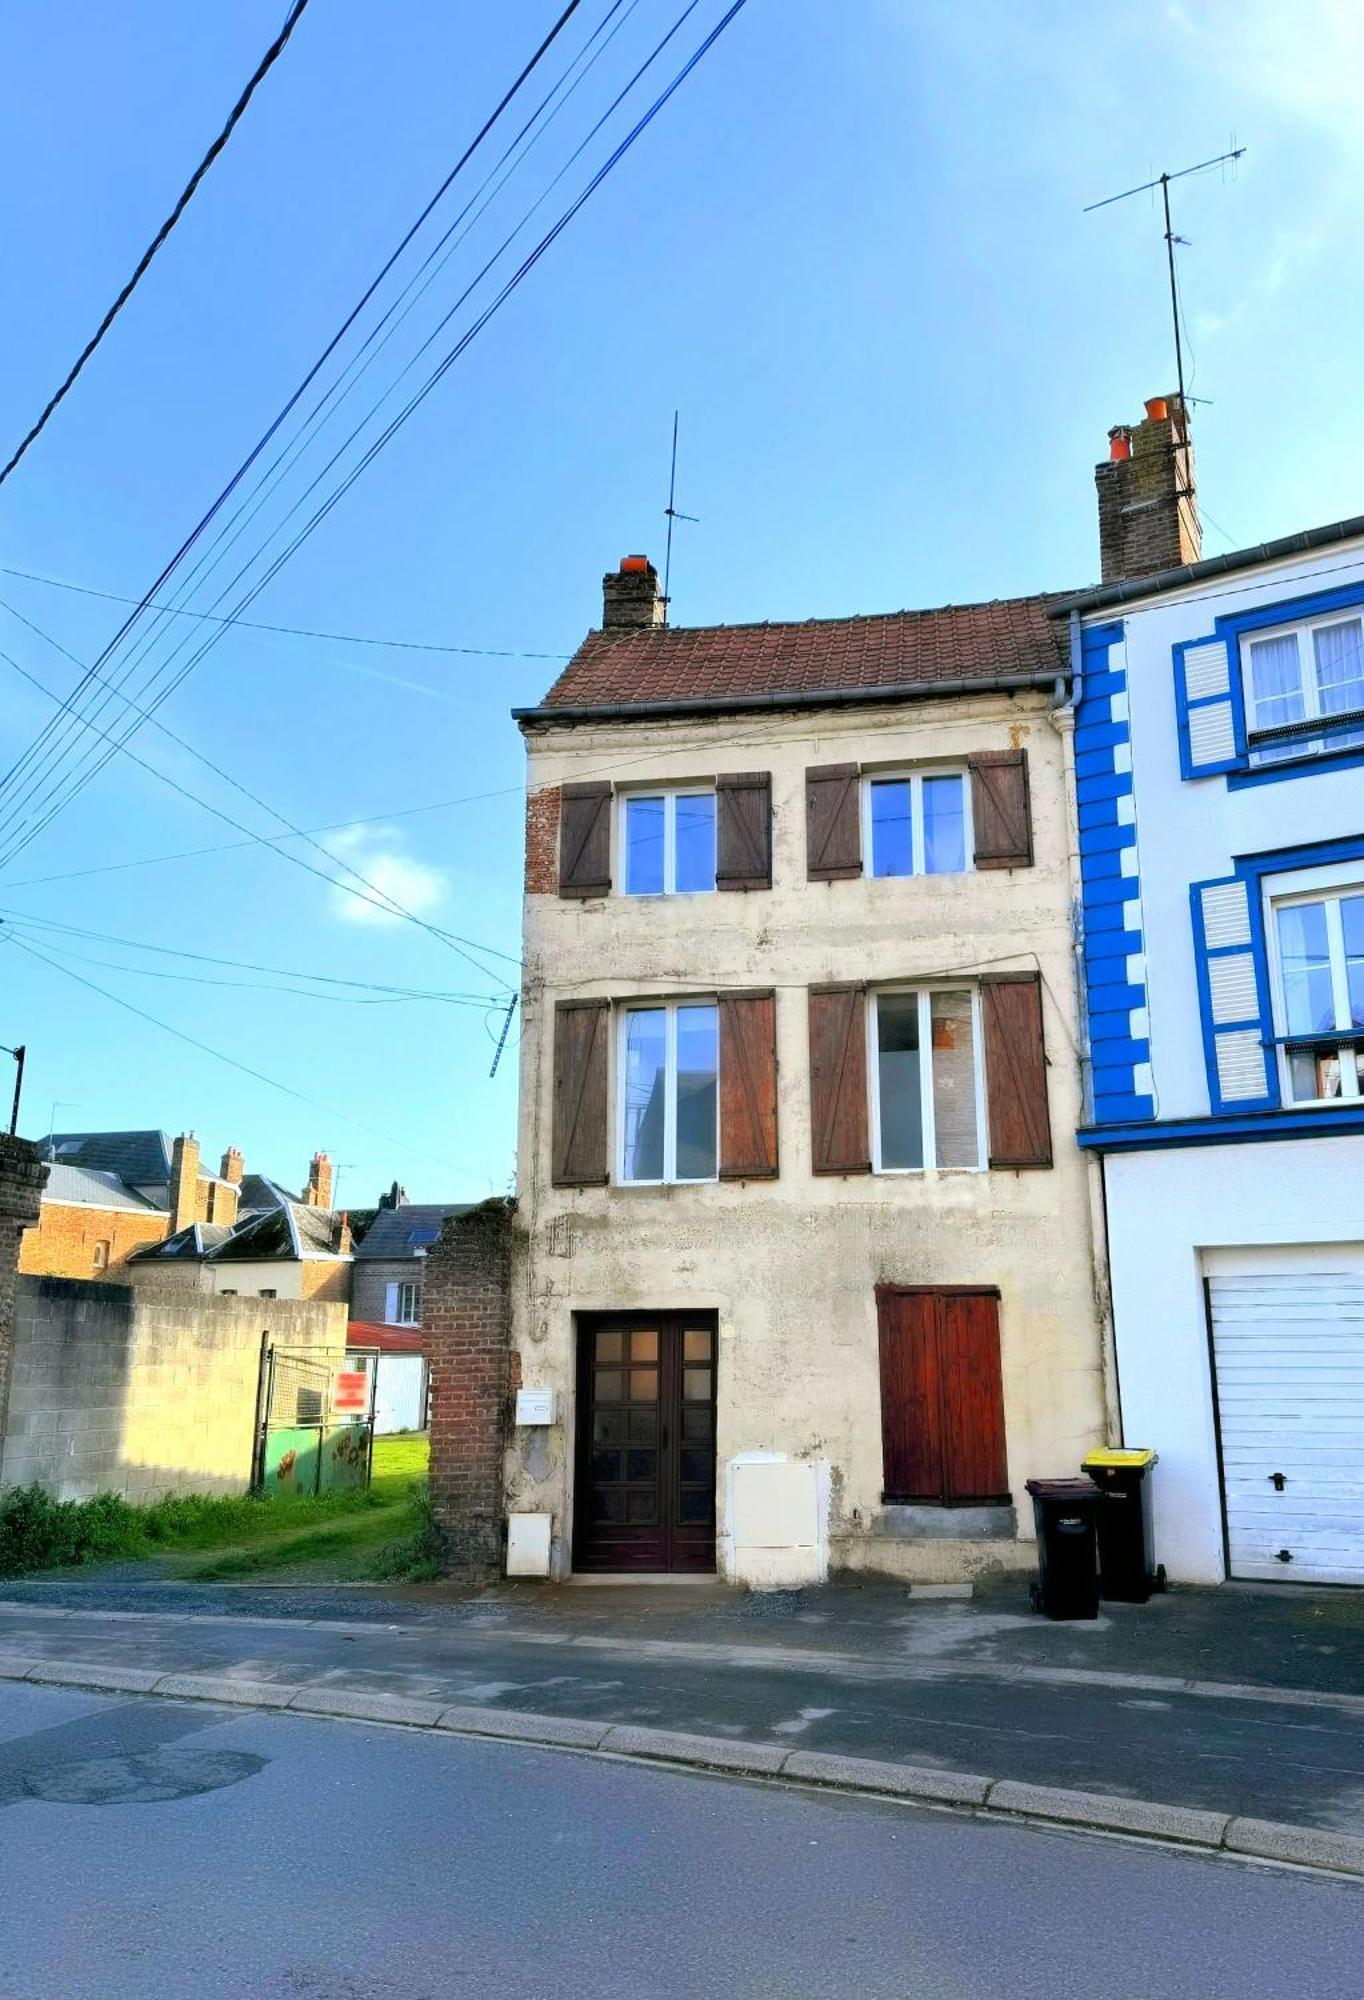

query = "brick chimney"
(602, 555), (664, 630)
(170, 1133), (200, 1233)
(305, 1151), (334, 1209)
(220, 1146), (244, 1185)
(1095, 394), (1201, 584)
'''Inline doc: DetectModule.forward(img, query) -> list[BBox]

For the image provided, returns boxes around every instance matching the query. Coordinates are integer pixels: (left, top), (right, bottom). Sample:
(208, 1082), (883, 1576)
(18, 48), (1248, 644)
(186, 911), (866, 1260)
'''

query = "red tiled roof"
(347, 1320), (426, 1355)
(532, 594), (1072, 715)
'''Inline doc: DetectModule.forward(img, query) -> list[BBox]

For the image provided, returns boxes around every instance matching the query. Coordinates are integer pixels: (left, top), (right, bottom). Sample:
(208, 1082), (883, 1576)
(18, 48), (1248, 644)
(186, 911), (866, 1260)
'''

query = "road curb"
(2, 1655), (1362, 1879)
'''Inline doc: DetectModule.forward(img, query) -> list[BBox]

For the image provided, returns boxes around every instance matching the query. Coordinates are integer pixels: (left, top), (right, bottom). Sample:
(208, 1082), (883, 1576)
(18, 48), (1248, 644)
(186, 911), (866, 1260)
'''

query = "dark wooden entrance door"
(574, 1314), (717, 1573)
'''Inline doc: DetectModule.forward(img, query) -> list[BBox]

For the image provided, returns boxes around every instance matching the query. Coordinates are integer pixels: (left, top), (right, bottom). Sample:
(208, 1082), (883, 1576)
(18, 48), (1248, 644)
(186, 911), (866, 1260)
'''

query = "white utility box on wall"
(514, 1387), (557, 1426)
(506, 1512), (553, 1577)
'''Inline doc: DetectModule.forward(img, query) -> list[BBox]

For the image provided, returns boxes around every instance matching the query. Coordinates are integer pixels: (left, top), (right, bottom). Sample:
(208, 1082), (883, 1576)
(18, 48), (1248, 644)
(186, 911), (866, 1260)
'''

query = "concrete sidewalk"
(1, 1571), (1362, 1841)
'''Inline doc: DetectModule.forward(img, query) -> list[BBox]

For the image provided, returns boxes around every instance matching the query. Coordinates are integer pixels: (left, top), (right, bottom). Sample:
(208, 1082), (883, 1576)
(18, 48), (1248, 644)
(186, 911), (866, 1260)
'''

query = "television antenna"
(1085, 146), (1245, 412)
(661, 410), (699, 623)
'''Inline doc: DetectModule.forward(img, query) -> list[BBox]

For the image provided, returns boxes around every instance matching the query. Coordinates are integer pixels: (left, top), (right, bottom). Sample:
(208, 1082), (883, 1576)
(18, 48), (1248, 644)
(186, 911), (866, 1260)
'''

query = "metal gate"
(254, 1344), (376, 1497)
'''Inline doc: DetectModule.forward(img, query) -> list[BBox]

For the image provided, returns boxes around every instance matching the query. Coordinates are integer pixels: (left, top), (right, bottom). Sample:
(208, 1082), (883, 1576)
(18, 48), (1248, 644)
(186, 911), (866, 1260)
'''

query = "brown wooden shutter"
(969, 750), (1033, 869)
(806, 764), (861, 880)
(807, 984), (870, 1173)
(719, 991), (778, 1178)
(716, 772), (772, 891)
(877, 1286), (1008, 1504)
(551, 999), (610, 1186)
(980, 972), (1052, 1168)
(558, 781), (612, 897)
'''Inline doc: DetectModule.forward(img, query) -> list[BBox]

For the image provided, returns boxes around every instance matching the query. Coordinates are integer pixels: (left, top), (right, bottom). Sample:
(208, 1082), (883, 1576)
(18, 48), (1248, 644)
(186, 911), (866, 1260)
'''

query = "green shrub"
(0, 1486), (147, 1577)
(372, 1480), (446, 1583)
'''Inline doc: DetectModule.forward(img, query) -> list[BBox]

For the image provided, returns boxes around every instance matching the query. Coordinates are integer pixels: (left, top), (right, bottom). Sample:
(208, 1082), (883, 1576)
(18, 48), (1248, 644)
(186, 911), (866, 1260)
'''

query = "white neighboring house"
(1071, 395), (1364, 1587)
(346, 1198), (470, 1434)
(345, 1323), (429, 1435)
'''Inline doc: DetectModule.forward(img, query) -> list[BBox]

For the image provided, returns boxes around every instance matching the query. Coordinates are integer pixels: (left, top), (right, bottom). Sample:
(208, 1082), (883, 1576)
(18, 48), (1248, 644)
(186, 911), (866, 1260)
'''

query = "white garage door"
(1207, 1249), (1364, 1586)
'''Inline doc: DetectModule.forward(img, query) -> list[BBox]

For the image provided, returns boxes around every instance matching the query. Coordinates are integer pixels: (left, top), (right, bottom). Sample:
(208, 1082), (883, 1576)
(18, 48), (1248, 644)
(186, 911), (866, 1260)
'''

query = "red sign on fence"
(332, 1369), (369, 1415)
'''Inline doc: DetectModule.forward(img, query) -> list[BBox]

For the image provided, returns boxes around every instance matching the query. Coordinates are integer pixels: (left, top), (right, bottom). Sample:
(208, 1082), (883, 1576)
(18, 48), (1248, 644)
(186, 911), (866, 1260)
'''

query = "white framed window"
(385, 1279), (421, 1325)
(620, 789), (716, 895)
(1266, 864), (1364, 1106)
(868, 987), (986, 1172)
(862, 770), (971, 879)
(618, 1000), (719, 1183)
(1242, 612), (1364, 766)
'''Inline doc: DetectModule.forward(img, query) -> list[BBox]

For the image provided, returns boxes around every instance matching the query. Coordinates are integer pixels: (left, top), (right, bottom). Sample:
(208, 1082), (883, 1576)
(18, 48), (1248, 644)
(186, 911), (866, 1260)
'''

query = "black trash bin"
(1026, 1478), (1101, 1620)
(1083, 1449), (1163, 1603)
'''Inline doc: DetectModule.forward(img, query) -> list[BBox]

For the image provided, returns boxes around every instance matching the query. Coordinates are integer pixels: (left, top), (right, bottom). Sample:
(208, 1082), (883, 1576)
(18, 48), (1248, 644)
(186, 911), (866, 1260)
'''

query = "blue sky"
(0, 1), (1359, 1203)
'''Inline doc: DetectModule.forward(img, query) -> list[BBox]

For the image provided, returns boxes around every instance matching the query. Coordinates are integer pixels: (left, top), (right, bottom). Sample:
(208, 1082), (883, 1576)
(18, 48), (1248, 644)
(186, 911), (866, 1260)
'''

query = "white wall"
(1103, 1135), (1364, 1582)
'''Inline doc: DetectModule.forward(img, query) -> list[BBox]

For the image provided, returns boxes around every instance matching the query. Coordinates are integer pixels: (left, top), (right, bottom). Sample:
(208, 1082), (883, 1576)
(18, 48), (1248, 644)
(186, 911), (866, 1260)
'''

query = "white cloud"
(322, 824), (448, 927)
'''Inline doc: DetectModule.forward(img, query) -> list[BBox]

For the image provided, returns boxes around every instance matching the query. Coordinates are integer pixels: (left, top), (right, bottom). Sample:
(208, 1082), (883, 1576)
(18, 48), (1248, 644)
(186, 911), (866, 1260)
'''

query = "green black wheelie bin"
(1083, 1448), (1163, 1603)
(1025, 1478), (1101, 1620)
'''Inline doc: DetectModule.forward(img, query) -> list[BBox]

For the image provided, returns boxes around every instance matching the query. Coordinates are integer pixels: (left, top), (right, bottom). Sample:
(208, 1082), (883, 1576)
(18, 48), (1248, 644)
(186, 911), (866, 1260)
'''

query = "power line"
(4, 930), (484, 1178)
(0, 565), (572, 661)
(0, 1), (585, 816)
(0, 2), (742, 872)
(0, 0), (314, 490)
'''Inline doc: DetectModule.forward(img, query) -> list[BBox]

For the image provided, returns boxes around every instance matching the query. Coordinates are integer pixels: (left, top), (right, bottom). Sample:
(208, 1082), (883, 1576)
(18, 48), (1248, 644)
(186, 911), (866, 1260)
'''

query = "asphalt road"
(3, 1597), (1363, 1831)
(1, 1682), (1360, 2000)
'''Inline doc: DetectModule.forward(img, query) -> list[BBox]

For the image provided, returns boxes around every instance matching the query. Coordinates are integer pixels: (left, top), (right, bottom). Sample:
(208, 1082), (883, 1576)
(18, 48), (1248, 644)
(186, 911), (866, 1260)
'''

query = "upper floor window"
(619, 1000), (718, 1183)
(1243, 612), (1364, 767)
(621, 790), (716, 895)
(869, 987), (984, 1171)
(864, 772), (970, 878)
(385, 1279), (420, 1324)
(1270, 876), (1364, 1105)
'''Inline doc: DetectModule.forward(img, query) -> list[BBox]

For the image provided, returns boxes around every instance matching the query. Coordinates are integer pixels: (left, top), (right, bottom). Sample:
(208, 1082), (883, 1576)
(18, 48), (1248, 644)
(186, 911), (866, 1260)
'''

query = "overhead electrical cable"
(0, 0), (314, 489)
(0, 0), (585, 812)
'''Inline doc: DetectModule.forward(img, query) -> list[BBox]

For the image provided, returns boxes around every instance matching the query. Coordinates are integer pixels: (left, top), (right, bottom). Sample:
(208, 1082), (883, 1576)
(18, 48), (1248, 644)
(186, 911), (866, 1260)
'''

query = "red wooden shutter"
(551, 1000), (610, 1186)
(980, 973), (1052, 1169)
(558, 782), (612, 897)
(877, 1287), (1008, 1504)
(716, 772), (772, 891)
(806, 764), (862, 880)
(969, 750), (1033, 869)
(807, 984), (870, 1173)
(719, 991), (778, 1178)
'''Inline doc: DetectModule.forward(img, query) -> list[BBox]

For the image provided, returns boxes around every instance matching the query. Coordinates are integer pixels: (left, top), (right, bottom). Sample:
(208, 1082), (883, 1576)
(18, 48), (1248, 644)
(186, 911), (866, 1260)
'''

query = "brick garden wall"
(0, 1136), (48, 1467)
(424, 1198), (515, 1578)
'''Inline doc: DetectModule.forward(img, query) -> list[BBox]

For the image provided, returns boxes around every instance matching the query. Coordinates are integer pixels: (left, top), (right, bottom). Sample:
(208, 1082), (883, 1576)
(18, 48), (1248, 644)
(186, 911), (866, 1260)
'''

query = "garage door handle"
(1269, 1472), (1287, 1491)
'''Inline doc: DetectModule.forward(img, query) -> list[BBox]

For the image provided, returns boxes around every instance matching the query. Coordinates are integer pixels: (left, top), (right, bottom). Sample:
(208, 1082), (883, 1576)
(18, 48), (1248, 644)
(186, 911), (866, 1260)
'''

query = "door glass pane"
(593, 1410), (625, 1445)
(624, 796), (665, 895)
(922, 776), (966, 875)
(626, 1490), (656, 1524)
(679, 1489), (711, 1523)
(629, 1368), (658, 1402)
(869, 779), (913, 877)
(622, 1009), (667, 1181)
(1341, 895), (1364, 1027)
(683, 1367), (711, 1402)
(682, 1329), (712, 1361)
(628, 1407), (658, 1441)
(876, 992), (924, 1169)
(674, 794), (716, 892)
(626, 1450), (655, 1481)
(630, 1329), (658, 1361)
(930, 991), (978, 1167)
(595, 1331), (623, 1364)
(681, 1404), (712, 1441)
(590, 1450), (621, 1482)
(1276, 902), (1335, 1033)
(1248, 633), (1305, 733)
(675, 1004), (718, 1180)
(594, 1371), (622, 1404)
(680, 1447), (709, 1483)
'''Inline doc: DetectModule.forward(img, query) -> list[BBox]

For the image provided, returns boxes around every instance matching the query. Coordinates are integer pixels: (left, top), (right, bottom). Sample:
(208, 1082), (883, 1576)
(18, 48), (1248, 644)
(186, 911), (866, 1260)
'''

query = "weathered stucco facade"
(506, 678), (1112, 1584)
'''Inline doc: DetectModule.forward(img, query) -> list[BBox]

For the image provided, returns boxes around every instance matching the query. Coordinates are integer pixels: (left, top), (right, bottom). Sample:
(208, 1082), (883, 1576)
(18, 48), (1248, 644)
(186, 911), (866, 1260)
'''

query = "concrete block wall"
(0, 1137), (49, 1454)
(1, 1278), (346, 1502)
(425, 1200), (515, 1577)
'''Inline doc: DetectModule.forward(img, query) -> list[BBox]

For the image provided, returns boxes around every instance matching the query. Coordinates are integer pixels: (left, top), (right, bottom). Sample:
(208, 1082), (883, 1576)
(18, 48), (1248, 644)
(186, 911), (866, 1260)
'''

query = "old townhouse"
(499, 556), (1111, 1585)
(1070, 395), (1364, 1588)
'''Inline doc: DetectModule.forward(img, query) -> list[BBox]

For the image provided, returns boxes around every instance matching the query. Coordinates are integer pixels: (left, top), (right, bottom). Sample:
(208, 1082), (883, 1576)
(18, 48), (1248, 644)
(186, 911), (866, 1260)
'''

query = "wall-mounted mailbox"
(515, 1387), (557, 1427)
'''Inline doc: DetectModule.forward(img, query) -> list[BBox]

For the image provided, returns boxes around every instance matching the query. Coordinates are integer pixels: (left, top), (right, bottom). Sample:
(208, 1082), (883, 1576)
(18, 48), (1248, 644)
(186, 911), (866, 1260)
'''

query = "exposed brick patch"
(525, 785), (561, 895)
(424, 1199), (515, 1579)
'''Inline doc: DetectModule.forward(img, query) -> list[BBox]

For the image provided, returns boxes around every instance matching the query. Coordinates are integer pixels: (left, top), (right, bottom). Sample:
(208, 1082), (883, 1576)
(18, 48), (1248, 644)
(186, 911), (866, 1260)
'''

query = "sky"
(0, 0), (1360, 1204)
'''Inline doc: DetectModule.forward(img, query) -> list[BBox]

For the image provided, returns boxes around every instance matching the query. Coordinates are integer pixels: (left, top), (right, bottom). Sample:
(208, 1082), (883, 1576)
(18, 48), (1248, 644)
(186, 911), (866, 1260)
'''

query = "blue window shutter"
(1174, 638), (1243, 778)
(1190, 875), (1277, 1111)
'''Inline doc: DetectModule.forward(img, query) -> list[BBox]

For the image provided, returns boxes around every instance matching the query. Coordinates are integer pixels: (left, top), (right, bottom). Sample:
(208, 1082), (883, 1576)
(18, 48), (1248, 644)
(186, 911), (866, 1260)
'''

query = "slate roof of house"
(42, 1164), (162, 1212)
(40, 1130), (173, 1186)
(352, 1203), (471, 1262)
(518, 595), (1072, 722)
(129, 1201), (348, 1266)
(133, 1222), (237, 1261)
(237, 1174), (296, 1214)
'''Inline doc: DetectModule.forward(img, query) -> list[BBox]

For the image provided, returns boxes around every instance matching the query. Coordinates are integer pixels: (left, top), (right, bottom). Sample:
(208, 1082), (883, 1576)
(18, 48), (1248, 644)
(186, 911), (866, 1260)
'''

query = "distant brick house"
(349, 1185), (472, 1325)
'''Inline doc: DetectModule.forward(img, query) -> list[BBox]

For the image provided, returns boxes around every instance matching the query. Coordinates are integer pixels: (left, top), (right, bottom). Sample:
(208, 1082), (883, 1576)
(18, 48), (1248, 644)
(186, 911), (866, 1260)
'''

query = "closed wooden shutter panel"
(716, 772), (772, 891)
(877, 1287), (1008, 1504)
(719, 991), (778, 1178)
(806, 764), (862, 880)
(980, 973), (1052, 1168)
(969, 750), (1033, 869)
(551, 999), (610, 1186)
(558, 781), (612, 897)
(807, 984), (870, 1173)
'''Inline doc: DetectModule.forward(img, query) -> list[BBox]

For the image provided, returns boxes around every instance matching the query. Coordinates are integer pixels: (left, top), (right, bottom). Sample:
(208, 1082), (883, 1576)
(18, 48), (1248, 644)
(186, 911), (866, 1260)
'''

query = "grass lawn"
(1, 1433), (435, 1583)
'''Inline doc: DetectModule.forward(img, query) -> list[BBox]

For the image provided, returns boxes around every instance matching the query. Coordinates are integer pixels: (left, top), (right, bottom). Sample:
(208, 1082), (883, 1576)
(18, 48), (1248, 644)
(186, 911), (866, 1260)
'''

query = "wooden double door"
(574, 1313), (717, 1573)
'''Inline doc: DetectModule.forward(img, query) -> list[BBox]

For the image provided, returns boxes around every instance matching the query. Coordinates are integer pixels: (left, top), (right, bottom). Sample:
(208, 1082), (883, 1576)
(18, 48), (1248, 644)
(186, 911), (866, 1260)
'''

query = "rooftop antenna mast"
(1084, 145), (1245, 412)
(661, 410), (699, 624)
